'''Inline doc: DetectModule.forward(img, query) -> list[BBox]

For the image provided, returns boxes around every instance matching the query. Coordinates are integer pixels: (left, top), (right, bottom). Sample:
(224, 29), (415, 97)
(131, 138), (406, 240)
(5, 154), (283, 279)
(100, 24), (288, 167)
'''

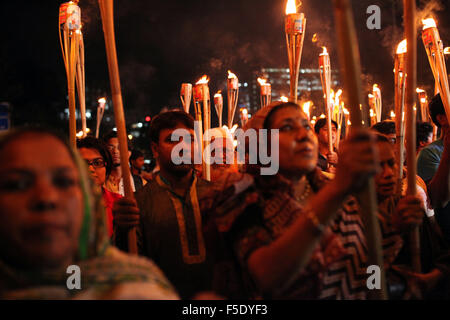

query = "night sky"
(1, 0), (449, 140)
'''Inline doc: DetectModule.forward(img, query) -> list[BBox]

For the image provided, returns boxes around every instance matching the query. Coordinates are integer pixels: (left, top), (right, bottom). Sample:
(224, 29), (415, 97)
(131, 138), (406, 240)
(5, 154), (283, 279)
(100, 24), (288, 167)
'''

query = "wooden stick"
(98, 0), (137, 254)
(68, 30), (78, 148)
(404, 0), (421, 273)
(333, 0), (387, 300)
(76, 31), (87, 137)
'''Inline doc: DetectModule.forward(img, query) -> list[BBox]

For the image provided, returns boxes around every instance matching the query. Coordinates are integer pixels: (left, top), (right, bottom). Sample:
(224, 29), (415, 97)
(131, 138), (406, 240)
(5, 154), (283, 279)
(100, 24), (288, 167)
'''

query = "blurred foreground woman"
(0, 128), (178, 299)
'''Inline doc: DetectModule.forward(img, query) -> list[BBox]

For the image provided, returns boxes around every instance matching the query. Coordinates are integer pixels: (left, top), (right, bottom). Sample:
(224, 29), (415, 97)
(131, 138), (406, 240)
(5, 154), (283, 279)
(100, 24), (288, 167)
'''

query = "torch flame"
(396, 39), (407, 54)
(302, 101), (312, 116)
(335, 89), (343, 98)
(285, 0), (297, 15)
(416, 88), (425, 93)
(343, 108), (350, 115)
(312, 34), (318, 43)
(422, 18), (437, 30)
(280, 96), (289, 102)
(196, 75), (209, 85)
(444, 47), (450, 55)
(390, 110), (396, 118)
(98, 97), (106, 104)
(368, 94), (374, 98)
(241, 108), (248, 116)
(214, 91), (222, 98)
(257, 77), (267, 86)
(228, 70), (237, 79)
(320, 46), (328, 55)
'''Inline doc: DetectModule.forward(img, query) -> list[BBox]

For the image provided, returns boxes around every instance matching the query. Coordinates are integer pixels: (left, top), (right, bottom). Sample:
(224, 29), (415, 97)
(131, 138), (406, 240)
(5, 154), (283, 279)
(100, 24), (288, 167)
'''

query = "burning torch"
(372, 84), (382, 123)
(75, 28), (87, 138)
(180, 83), (192, 114)
(59, 1), (81, 147)
(285, 0), (306, 103)
(422, 18), (450, 125)
(96, 97), (106, 138)
(319, 46), (333, 154)
(194, 75), (211, 181)
(394, 39), (407, 194)
(257, 77), (272, 108)
(214, 91), (223, 127)
(227, 70), (239, 127)
(240, 108), (249, 128)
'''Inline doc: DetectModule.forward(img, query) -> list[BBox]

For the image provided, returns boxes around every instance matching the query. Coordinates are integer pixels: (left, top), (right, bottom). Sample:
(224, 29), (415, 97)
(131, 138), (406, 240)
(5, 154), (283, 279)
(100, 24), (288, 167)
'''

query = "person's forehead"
(1, 134), (76, 169)
(79, 147), (102, 159)
(271, 107), (307, 122)
(377, 141), (395, 159)
(160, 126), (194, 138)
(108, 137), (119, 145)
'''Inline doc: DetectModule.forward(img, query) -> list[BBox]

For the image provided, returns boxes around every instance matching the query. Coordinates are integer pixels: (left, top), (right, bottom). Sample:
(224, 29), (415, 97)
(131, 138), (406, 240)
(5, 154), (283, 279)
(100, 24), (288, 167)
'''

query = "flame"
(390, 110), (396, 118)
(416, 88), (425, 93)
(319, 114), (326, 119)
(444, 47), (450, 55)
(280, 96), (289, 102)
(228, 70), (237, 79)
(343, 108), (350, 115)
(396, 39), (407, 54)
(347, 120), (351, 126)
(98, 97), (106, 104)
(422, 18), (437, 30)
(285, 0), (297, 14)
(302, 101), (312, 116)
(370, 109), (374, 117)
(214, 91), (222, 98)
(320, 46), (328, 55)
(241, 108), (248, 115)
(312, 34), (318, 43)
(196, 75), (209, 85)
(257, 77), (267, 86)
(368, 93), (374, 98)
(335, 89), (342, 98)
(420, 98), (427, 103)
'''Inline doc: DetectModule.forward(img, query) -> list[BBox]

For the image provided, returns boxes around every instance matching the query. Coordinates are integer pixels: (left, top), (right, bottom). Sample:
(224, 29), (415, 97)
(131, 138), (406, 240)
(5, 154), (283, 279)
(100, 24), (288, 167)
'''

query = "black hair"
(373, 132), (391, 143)
(102, 130), (133, 151)
(77, 136), (113, 178)
(429, 93), (446, 127)
(314, 117), (338, 134)
(416, 122), (433, 146)
(371, 120), (396, 135)
(149, 110), (194, 144)
(130, 149), (144, 161)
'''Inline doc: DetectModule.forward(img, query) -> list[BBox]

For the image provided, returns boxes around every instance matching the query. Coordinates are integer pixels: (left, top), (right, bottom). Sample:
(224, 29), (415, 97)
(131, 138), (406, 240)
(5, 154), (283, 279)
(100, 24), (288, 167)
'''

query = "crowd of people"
(0, 93), (449, 300)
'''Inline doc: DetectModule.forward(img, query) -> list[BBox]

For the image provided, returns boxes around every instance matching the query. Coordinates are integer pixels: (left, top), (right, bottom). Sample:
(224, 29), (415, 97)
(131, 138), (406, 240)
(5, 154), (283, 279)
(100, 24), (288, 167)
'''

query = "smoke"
(416, 0), (445, 22)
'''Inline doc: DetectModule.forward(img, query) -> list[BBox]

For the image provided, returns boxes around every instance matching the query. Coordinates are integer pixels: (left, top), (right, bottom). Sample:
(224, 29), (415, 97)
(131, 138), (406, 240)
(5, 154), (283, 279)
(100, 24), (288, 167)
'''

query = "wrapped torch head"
(59, 1), (81, 31)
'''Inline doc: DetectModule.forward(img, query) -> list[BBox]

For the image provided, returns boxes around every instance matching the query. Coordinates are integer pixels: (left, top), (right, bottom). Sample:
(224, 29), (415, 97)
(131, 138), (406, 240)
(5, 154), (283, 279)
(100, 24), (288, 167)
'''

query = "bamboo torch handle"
(404, 0), (421, 273)
(98, 0), (137, 254)
(333, 0), (387, 300)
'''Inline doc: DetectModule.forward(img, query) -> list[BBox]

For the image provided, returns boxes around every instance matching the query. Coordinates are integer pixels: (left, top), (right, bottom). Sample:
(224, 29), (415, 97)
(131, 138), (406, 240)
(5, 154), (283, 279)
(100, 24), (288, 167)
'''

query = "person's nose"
(29, 176), (58, 212)
(382, 163), (394, 179)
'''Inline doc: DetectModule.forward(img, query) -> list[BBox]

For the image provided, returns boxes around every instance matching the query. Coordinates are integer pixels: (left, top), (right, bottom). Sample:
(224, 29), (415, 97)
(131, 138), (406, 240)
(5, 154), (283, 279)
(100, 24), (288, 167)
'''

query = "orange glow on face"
(196, 75), (209, 85)
(228, 70), (237, 79)
(396, 39), (407, 54)
(422, 18), (437, 30)
(257, 77), (267, 86)
(286, 0), (297, 15)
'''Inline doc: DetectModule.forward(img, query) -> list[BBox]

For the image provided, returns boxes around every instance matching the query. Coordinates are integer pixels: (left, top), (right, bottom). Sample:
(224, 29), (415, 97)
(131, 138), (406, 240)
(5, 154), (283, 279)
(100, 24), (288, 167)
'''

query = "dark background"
(0, 0), (449, 149)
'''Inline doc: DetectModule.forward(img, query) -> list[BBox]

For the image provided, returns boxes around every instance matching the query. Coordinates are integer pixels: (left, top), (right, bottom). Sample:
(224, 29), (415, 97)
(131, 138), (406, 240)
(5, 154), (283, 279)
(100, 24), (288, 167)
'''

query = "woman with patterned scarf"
(206, 102), (423, 299)
(0, 127), (178, 299)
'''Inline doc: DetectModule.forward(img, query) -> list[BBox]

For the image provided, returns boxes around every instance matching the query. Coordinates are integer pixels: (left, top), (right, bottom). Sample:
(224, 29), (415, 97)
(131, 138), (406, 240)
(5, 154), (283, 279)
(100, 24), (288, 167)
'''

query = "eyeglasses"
(84, 158), (106, 169)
